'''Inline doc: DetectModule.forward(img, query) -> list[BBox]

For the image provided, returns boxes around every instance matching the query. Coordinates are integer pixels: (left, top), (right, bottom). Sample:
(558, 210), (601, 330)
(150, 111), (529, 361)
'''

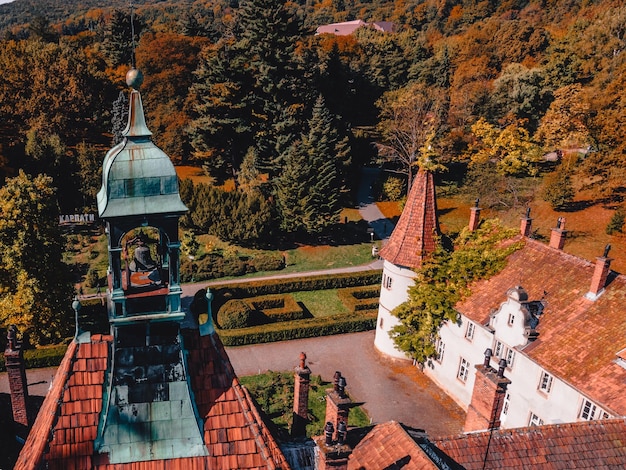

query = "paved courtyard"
(0, 331), (465, 439)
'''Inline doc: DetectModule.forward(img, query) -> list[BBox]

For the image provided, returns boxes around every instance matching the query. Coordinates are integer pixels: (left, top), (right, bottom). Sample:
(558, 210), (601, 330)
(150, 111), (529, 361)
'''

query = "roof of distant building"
(315, 19), (395, 36)
(379, 169), (439, 268)
(433, 418), (626, 469)
(15, 330), (289, 469)
(456, 237), (626, 416)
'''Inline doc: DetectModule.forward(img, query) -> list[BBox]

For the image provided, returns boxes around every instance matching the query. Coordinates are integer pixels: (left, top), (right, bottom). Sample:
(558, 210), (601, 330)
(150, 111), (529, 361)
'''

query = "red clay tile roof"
(456, 238), (626, 416)
(348, 421), (460, 469)
(15, 332), (289, 470)
(433, 418), (626, 469)
(379, 169), (439, 268)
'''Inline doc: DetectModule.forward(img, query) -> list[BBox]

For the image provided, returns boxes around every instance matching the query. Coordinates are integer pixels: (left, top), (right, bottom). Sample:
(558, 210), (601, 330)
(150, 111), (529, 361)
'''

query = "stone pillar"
(291, 352), (311, 437)
(469, 199), (481, 231)
(549, 217), (567, 250)
(464, 359), (511, 432)
(4, 326), (30, 428)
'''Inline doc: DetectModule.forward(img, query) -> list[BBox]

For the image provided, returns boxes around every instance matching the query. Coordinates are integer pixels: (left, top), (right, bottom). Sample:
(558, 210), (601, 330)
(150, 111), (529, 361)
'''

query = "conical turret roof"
(97, 69), (187, 219)
(379, 169), (439, 268)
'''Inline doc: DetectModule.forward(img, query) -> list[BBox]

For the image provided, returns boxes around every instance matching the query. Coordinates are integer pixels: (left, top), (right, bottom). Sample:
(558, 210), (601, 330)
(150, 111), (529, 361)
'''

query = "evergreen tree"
(238, 147), (262, 192)
(0, 171), (73, 345)
(188, 37), (253, 179)
(275, 141), (310, 234)
(101, 9), (144, 68)
(111, 90), (128, 146)
(188, 0), (310, 178)
(275, 98), (343, 234)
(76, 142), (102, 208)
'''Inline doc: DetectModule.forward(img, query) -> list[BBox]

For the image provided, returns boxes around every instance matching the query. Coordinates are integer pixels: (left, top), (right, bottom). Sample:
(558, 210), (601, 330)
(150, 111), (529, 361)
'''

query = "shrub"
(542, 166), (574, 210)
(606, 208), (625, 235)
(85, 268), (100, 288)
(376, 174), (406, 201)
(218, 299), (255, 329)
(249, 252), (285, 272)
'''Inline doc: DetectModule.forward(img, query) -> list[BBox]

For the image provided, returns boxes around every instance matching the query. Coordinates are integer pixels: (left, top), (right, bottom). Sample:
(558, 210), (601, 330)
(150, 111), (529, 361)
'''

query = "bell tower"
(94, 69), (207, 463)
(97, 68), (188, 322)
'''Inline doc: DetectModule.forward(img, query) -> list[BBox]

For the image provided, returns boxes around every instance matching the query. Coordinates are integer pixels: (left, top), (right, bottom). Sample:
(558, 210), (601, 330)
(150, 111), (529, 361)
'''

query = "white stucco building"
(375, 179), (626, 431)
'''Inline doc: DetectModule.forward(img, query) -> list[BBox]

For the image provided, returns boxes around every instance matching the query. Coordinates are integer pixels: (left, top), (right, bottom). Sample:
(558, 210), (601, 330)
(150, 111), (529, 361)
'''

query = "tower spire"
(378, 168), (440, 268)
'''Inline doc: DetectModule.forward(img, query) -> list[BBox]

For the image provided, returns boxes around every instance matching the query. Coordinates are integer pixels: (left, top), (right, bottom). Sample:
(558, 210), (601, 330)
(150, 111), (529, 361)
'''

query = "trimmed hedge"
(250, 295), (308, 323)
(210, 270), (382, 312)
(215, 311), (377, 347)
(0, 344), (69, 372)
(337, 286), (380, 312)
(207, 271), (382, 346)
(218, 299), (255, 329)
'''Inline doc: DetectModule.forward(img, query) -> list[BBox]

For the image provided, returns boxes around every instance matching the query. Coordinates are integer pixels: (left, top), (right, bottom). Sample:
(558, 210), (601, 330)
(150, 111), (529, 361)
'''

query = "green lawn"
(240, 371), (370, 437)
(291, 289), (350, 317)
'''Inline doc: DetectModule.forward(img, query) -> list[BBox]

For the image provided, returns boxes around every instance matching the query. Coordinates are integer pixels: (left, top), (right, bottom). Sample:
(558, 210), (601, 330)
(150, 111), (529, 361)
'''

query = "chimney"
(586, 244), (613, 300)
(325, 372), (351, 442)
(291, 352), (311, 437)
(315, 372), (352, 470)
(469, 198), (481, 231)
(464, 354), (511, 433)
(520, 207), (532, 237)
(549, 217), (567, 250)
(4, 325), (30, 428)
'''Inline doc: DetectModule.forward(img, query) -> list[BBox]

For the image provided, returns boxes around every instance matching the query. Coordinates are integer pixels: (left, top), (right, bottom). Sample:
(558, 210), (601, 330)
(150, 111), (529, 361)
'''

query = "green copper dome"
(97, 69), (187, 219)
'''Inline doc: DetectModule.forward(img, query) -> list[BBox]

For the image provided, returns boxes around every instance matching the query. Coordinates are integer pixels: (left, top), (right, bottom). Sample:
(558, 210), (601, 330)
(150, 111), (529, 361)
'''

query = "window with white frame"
(507, 313), (515, 326)
(579, 399), (597, 420)
(457, 357), (470, 382)
(529, 412), (544, 426)
(379, 317), (384, 329)
(505, 348), (516, 368)
(382, 273), (393, 289)
(538, 371), (553, 394)
(436, 340), (445, 363)
(502, 392), (511, 415)
(494, 340), (504, 358)
(464, 322), (475, 341)
(579, 399), (606, 420)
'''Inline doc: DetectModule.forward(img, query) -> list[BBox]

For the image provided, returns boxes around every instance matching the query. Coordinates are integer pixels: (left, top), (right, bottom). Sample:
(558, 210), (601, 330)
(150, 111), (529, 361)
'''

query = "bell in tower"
(97, 68), (188, 320)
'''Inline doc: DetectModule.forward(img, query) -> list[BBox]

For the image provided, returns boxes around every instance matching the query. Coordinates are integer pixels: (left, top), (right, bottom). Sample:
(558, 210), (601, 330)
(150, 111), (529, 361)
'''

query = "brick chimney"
(549, 217), (567, 250)
(464, 352), (511, 432)
(291, 352), (311, 437)
(315, 372), (352, 470)
(469, 198), (481, 231)
(586, 244), (613, 301)
(520, 207), (532, 237)
(4, 325), (30, 428)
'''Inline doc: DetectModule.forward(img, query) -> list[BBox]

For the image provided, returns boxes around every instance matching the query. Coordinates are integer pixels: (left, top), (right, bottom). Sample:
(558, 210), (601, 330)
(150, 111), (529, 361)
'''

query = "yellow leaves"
(468, 118), (541, 176)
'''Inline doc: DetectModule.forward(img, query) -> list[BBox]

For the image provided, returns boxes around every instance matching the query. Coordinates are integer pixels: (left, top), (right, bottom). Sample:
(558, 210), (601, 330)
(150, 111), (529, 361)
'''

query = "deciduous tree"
(375, 82), (445, 191)
(0, 171), (73, 345)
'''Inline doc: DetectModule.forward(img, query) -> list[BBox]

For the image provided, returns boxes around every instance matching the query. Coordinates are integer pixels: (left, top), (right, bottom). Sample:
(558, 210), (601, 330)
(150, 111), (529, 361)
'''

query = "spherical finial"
(126, 68), (144, 89)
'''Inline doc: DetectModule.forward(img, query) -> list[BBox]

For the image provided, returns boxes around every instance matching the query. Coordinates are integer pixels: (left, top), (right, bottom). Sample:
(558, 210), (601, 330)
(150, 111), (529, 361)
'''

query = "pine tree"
(275, 98), (344, 235)
(188, 0), (310, 178)
(275, 141), (310, 234)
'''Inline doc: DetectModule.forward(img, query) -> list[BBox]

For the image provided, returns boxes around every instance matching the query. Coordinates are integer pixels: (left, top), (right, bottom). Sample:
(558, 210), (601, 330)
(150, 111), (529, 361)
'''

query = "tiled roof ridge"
(14, 341), (80, 470)
(434, 416), (626, 442)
